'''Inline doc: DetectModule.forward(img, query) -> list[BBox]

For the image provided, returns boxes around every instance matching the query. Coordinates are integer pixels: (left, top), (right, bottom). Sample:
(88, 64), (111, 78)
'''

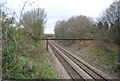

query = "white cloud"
(44, 18), (62, 34)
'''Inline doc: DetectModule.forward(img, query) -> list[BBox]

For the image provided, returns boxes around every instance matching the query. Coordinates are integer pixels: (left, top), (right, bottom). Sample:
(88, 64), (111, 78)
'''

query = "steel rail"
(49, 40), (118, 80)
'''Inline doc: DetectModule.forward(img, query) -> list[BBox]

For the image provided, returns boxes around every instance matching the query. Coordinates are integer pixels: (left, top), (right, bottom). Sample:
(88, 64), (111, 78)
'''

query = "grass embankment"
(17, 41), (58, 79)
(18, 55), (58, 79)
(3, 39), (58, 79)
(60, 40), (118, 73)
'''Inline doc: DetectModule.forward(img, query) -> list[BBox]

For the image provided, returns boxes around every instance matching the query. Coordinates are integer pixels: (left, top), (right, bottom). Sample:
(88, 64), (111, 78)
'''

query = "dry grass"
(64, 40), (118, 73)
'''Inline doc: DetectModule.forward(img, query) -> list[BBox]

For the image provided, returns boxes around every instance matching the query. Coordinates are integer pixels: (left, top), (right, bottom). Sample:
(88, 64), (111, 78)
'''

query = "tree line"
(54, 1), (120, 45)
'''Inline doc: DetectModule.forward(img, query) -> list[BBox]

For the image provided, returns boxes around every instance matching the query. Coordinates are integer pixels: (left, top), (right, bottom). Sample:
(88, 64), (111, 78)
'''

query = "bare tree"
(54, 15), (95, 39)
(22, 8), (46, 43)
(0, 0), (7, 8)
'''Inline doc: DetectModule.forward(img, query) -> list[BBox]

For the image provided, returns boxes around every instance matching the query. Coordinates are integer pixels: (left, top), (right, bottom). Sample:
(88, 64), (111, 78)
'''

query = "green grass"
(41, 60), (58, 79)
(87, 48), (117, 72)
(99, 50), (117, 72)
(18, 55), (58, 79)
(16, 36), (58, 79)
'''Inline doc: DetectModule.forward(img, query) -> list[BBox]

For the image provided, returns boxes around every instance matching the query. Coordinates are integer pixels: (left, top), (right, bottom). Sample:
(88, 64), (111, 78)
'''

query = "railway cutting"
(48, 40), (118, 80)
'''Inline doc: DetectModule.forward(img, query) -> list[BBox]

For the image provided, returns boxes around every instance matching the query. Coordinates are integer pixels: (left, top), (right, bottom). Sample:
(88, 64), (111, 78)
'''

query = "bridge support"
(46, 38), (48, 51)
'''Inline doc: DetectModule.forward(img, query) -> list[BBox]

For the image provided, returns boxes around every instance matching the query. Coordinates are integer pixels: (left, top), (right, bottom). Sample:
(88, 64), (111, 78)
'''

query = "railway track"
(48, 40), (118, 80)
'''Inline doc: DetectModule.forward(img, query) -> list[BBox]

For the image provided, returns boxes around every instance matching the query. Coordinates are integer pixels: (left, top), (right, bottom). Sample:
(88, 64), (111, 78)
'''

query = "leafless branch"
(0, 0), (7, 8)
(19, 0), (28, 25)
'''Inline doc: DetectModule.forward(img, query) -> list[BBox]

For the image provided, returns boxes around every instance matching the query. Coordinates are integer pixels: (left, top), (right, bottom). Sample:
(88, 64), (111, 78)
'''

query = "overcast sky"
(2, 0), (114, 34)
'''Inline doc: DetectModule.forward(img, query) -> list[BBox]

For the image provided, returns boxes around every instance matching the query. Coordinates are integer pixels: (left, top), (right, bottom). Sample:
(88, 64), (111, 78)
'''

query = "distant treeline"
(54, 1), (120, 45)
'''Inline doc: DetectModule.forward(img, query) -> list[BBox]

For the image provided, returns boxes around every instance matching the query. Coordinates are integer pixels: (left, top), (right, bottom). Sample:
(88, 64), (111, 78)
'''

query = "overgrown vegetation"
(66, 41), (118, 72)
(1, 4), (58, 79)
